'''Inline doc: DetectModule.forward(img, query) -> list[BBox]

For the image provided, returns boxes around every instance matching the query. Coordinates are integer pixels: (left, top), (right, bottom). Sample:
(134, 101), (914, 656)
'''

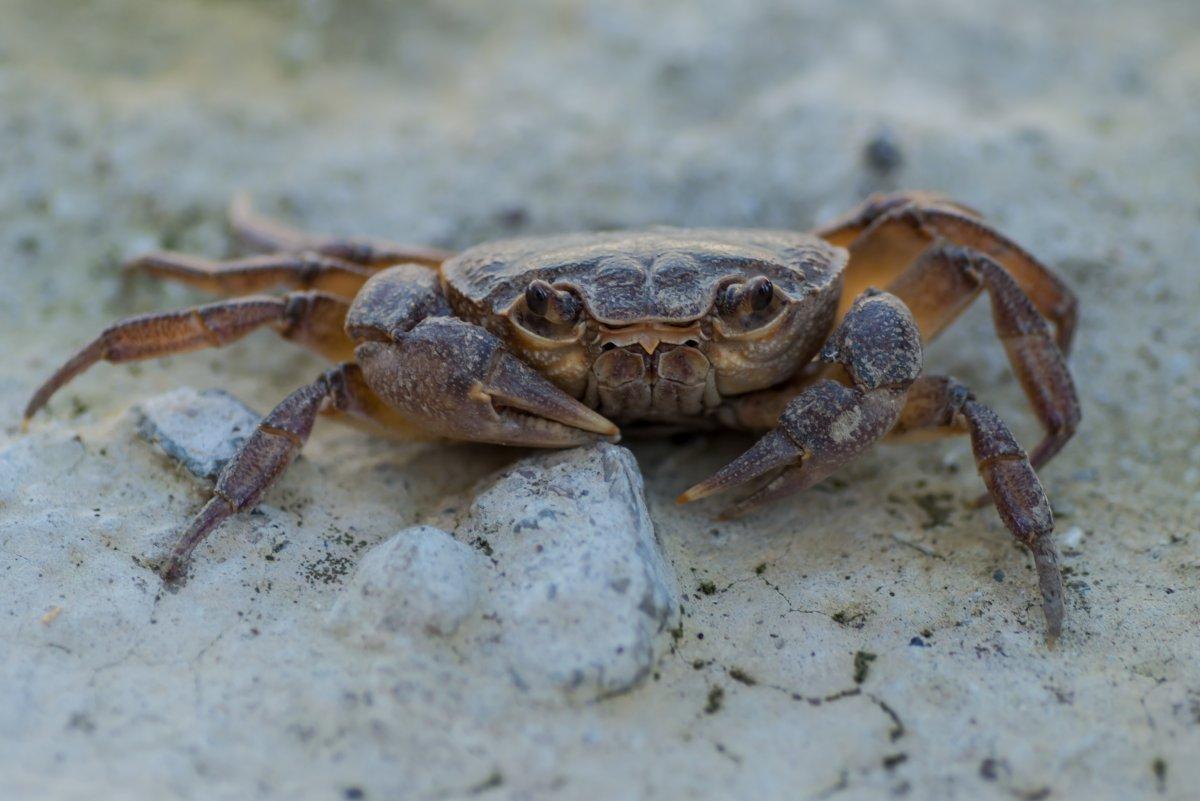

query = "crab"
(24, 191), (1080, 641)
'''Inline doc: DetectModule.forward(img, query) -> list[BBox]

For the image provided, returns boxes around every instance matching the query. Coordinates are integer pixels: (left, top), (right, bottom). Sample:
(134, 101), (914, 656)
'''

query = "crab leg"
(890, 375), (1063, 643)
(816, 190), (1078, 354)
(892, 245), (1080, 469)
(160, 362), (376, 581)
(126, 251), (375, 299)
(23, 291), (352, 424)
(229, 194), (452, 269)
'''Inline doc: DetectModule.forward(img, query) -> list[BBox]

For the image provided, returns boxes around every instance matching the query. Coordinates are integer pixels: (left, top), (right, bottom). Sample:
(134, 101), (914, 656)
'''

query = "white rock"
(1061, 525), (1085, 549)
(459, 442), (680, 700)
(133, 387), (260, 480)
(328, 525), (486, 645)
(328, 443), (681, 701)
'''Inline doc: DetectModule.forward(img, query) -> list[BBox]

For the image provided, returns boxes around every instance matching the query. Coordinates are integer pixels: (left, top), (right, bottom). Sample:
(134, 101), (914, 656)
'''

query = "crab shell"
(440, 228), (847, 423)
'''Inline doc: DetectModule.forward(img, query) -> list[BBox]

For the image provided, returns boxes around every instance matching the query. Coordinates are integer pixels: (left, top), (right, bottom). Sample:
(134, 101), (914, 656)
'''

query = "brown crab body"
(440, 228), (845, 424)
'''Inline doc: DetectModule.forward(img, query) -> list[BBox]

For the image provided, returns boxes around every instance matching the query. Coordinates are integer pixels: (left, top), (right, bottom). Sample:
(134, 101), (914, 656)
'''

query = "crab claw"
(480, 349), (619, 445)
(676, 428), (810, 516)
(357, 317), (618, 448)
(679, 379), (907, 517)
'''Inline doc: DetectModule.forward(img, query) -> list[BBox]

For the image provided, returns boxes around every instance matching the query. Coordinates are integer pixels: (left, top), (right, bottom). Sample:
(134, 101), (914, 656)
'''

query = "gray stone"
(329, 444), (680, 701)
(458, 443), (679, 699)
(133, 387), (260, 480)
(328, 524), (486, 645)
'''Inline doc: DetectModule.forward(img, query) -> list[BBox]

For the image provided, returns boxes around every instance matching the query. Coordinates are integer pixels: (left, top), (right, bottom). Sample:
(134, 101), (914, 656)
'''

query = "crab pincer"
(356, 317), (618, 447)
(679, 379), (908, 517)
(679, 292), (920, 515)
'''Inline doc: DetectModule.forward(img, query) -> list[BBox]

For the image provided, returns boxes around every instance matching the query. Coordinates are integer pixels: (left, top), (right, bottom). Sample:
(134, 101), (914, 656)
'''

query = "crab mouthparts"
(598, 321), (704, 355)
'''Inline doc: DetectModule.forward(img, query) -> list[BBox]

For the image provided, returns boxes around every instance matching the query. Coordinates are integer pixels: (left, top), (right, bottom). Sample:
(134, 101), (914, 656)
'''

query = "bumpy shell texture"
(441, 228), (845, 325)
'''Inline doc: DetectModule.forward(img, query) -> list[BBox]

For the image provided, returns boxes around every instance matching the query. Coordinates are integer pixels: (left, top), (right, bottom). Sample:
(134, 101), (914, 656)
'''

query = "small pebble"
(1062, 526), (1085, 549)
(1052, 497), (1076, 517)
(863, 128), (905, 174)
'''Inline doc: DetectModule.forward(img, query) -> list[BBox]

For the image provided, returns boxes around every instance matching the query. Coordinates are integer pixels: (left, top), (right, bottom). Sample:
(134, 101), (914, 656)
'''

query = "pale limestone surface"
(1, 1), (1199, 800)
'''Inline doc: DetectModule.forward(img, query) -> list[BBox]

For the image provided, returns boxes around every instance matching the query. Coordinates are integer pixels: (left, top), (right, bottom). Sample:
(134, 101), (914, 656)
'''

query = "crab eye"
(513, 280), (583, 343)
(523, 279), (580, 324)
(717, 276), (787, 336)
(748, 277), (774, 311)
(525, 281), (552, 316)
(720, 276), (776, 314)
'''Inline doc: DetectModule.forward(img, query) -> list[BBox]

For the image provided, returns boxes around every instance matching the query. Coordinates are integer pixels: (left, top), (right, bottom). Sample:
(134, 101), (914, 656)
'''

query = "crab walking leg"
(229, 194), (452, 269)
(23, 292), (353, 423)
(817, 191), (1078, 354)
(160, 362), (374, 581)
(126, 251), (375, 299)
(680, 290), (923, 514)
(890, 375), (1063, 642)
(892, 245), (1080, 470)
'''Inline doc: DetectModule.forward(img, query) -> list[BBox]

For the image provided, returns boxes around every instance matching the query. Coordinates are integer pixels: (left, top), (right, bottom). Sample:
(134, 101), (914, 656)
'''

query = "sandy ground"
(1, 1), (1198, 799)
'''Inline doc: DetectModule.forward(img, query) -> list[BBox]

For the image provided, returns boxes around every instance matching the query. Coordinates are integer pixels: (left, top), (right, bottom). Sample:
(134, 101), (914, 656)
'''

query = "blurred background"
(2, 0), (1197, 450)
(1, 1), (1198, 800)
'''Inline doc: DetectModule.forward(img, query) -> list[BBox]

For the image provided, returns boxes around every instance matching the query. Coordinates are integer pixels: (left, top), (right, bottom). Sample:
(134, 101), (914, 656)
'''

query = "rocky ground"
(1, 1), (1198, 799)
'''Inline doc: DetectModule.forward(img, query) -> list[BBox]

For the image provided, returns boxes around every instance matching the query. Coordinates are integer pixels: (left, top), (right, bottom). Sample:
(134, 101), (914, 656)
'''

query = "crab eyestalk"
(525, 280), (581, 324)
(719, 276), (774, 315)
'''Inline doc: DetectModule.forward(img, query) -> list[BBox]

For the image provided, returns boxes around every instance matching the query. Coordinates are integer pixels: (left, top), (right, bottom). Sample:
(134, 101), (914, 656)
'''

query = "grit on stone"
(1, 1), (1198, 800)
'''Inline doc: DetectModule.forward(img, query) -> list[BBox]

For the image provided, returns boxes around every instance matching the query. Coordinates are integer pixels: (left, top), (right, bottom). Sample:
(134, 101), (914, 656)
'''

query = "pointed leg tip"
(967, 492), (991, 509)
(675, 484), (748, 517)
(229, 190), (253, 214)
(1043, 612), (1063, 648)
(121, 254), (153, 274)
(23, 398), (45, 426)
(159, 553), (191, 585)
(1032, 537), (1065, 649)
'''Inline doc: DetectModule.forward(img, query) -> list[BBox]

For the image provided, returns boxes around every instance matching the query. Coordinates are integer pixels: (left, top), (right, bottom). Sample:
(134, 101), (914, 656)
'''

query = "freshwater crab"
(25, 191), (1079, 640)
